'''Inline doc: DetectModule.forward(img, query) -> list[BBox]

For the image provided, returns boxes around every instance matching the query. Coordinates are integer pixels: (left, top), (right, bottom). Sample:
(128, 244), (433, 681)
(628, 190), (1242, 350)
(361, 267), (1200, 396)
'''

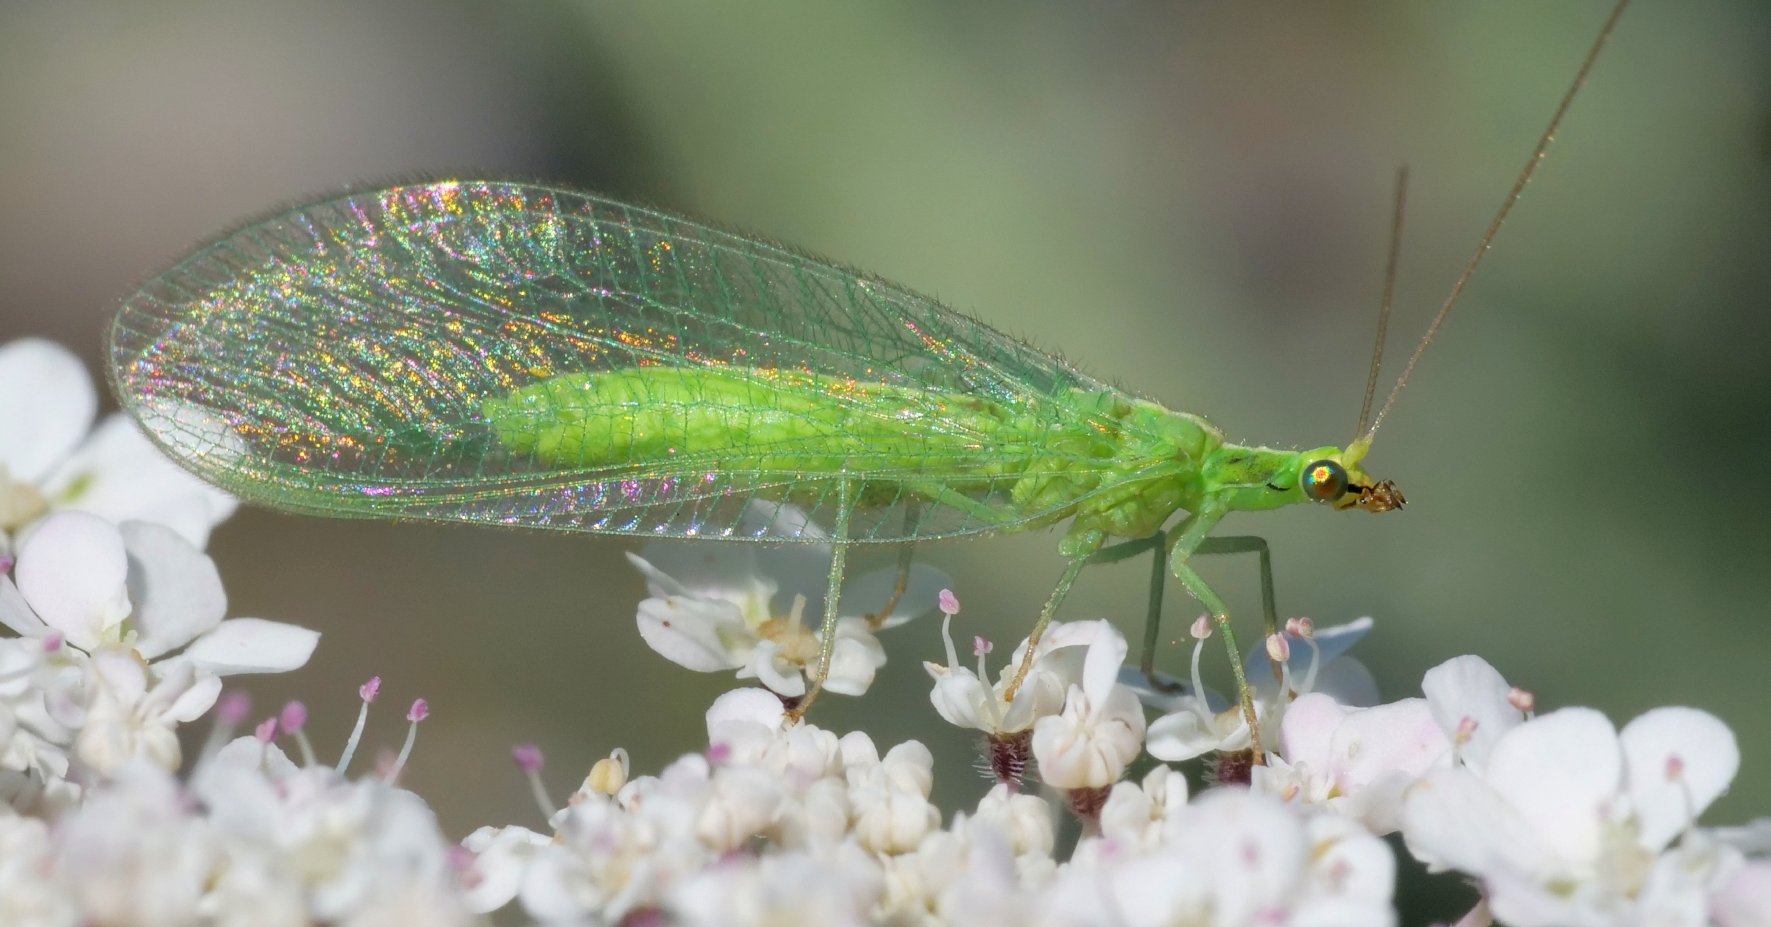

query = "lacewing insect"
(107, 1), (1627, 753)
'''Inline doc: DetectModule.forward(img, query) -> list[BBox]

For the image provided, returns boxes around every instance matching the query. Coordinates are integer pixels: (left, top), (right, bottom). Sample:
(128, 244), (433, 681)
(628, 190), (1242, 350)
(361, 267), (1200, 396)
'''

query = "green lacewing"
(106, 2), (1626, 742)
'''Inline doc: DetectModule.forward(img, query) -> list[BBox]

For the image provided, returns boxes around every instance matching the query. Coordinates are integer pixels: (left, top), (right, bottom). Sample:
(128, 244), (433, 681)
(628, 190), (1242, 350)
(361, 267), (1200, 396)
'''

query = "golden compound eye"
(1300, 459), (1348, 503)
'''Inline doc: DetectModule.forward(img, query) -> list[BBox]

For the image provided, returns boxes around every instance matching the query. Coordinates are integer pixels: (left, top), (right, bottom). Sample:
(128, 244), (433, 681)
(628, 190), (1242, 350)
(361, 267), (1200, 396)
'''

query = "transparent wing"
(109, 180), (1147, 542)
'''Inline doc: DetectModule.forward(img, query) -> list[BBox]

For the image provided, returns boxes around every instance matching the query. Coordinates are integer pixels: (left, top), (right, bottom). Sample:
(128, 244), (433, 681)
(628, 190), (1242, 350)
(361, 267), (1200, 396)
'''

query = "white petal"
(161, 671), (223, 722)
(927, 671), (994, 731)
(1711, 861), (1771, 927)
(1147, 708), (1236, 762)
(91, 647), (151, 701)
(460, 825), (550, 914)
(1180, 790), (1311, 920)
(635, 594), (746, 672)
(1485, 707), (1622, 866)
(1080, 620), (1129, 706)
(1422, 654), (1523, 770)
(1401, 768), (1555, 877)
(1329, 698), (1450, 790)
(1279, 692), (1349, 770)
(182, 618), (318, 674)
(14, 511), (129, 649)
(0, 576), (48, 636)
(629, 544), (758, 598)
(624, 551), (689, 597)
(820, 628), (885, 696)
(0, 339), (95, 484)
(705, 687), (785, 733)
(746, 639), (807, 697)
(1313, 656), (1382, 708)
(1621, 706), (1739, 851)
(1032, 683), (1145, 789)
(44, 415), (237, 546)
(120, 520), (226, 658)
(1305, 812), (1397, 906)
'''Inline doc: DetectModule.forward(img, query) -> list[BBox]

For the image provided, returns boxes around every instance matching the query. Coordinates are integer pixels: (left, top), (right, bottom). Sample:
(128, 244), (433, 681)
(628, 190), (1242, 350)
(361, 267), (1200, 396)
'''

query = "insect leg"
(1087, 532), (1173, 683)
(1194, 535), (1281, 685)
(788, 479), (854, 722)
(864, 542), (917, 631)
(864, 501), (921, 630)
(1002, 554), (1092, 701)
(1165, 507), (1267, 763)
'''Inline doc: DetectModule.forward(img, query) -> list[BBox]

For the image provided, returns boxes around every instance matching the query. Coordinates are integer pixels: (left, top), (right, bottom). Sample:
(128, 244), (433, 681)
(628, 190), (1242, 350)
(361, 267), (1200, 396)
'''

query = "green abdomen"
(483, 367), (1033, 480)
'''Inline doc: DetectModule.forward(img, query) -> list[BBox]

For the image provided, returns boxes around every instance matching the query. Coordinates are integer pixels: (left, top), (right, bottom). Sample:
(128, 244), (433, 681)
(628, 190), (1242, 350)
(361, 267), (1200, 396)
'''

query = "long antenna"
(1355, 167), (1409, 438)
(1361, 0), (1629, 443)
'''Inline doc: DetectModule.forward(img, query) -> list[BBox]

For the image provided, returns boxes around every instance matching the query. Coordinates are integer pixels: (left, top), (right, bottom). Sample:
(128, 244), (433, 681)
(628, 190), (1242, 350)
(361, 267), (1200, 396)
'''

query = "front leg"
(1002, 524), (1103, 701)
(1165, 504), (1267, 764)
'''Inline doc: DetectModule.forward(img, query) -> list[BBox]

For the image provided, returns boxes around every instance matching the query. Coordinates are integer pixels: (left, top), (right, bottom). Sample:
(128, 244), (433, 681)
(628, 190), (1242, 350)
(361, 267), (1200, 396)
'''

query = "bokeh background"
(3, 0), (1767, 916)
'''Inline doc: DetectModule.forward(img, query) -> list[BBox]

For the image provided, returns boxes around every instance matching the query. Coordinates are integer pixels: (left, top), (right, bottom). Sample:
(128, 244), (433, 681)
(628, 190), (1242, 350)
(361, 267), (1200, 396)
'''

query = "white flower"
(459, 824), (552, 914)
(193, 737), (470, 924)
(0, 512), (316, 773)
(1402, 705), (1741, 927)
(52, 762), (220, 926)
(1095, 764), (1191, 853)
(1030, 620), (1146, 791)
(665, 845), (884, 927)
(847, 739), (940, 855)
(629, 503), (946, 698)
(0, 635), (73, 802)
(1051, 787), (1397, 927)
(4, 513), (316, 672)
(1258, 691), (1450, 834)
(0, 338), (235, 547)
(0, 808), (76, 926)
(971, 782), (1058, 862)
(72, 648), (216, 774)
(1712, 859), (1771, 927)
(1419, 653), (1528, 772)
(923, 611), (1099, 740)
(1145, 616), (1376, 764)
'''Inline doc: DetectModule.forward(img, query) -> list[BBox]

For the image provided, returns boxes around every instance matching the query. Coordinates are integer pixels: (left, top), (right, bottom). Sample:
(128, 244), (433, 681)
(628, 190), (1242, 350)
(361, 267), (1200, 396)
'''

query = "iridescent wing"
(109, 180), (1155, 543)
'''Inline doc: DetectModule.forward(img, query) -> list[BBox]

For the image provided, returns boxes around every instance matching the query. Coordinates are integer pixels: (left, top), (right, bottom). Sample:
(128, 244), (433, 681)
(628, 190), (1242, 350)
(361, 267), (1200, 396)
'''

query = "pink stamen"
(1507, 686), (1536, 713)
(1265, 633), (1291, 664)
(359, 676), (382, 703)
(40, 631), (63, 653)
(1189, 614), (1213, 640)
(972, 636), (993, 657)
(217, 691), (252, 725)
(407, 698), (429, 723)
(279, 701), (308, 734)
(1285, 616), (1315, 638)
(254, 717), (278, 743)
(938, 588), (960, 616)
(513, 743), (544, 774)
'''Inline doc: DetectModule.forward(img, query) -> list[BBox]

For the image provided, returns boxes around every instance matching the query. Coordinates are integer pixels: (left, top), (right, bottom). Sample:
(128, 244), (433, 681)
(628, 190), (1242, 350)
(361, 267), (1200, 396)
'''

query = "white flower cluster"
(4, 336), (1769, 926)
(0, 340), (316, 810)
(463, 686), (1393, 926)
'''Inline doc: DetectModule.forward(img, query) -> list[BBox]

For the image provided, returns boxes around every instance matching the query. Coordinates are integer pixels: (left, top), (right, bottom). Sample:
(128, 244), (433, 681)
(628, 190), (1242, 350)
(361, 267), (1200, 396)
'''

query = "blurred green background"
(3, 0), (1767, 884)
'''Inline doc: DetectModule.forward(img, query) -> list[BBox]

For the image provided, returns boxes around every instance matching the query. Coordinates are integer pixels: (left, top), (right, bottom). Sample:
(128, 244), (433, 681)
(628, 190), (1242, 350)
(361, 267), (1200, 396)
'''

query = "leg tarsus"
(864, 542), (916, 631)
(1004, 555), (1091, 701)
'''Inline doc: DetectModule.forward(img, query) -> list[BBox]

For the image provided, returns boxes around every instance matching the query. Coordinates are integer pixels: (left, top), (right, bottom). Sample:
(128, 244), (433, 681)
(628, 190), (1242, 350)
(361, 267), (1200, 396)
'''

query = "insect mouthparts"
(1355, 480), (1406, 513)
